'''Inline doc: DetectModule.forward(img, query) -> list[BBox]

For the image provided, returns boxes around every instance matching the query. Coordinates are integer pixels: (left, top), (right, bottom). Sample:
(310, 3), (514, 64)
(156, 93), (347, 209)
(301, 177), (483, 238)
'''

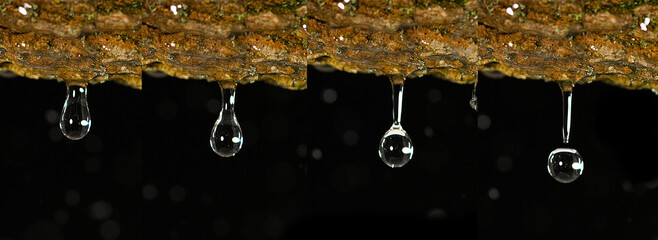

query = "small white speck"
(421, 40), (428, 45)
(344, 0), (350, 3)
(24, 3), (32, 8)
(508, 42), (513, 47)
(590, 45), (598, 51)
(640, 23), (647, 31)
(339, 36), (344, 41)
(645, 17), (651, 25)
(631, 38), (636, 41)
(21, 42), (26, 47)
(512, 3), (519, 9)
(171, 43), (176, 47)
(337, 2), (345, 10)
(177, 4), (182, 8)
(18, 6), (27, 15)
(170, 5), (178, 15)
(302, 24), (307, 30)
(252, 45), (260, 51)
(506, 7), (514, 16)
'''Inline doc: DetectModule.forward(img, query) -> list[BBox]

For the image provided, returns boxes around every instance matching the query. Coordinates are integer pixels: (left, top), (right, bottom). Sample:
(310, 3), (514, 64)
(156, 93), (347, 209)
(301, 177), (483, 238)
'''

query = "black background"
(0, 67), (656, 239)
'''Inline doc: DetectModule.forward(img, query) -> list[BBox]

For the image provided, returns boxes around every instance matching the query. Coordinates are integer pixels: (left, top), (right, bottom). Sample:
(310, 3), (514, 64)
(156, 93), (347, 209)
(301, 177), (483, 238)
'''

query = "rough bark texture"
(0, 0), (307, 90)
(479, 0), (658, 91)
(0, 0), (657, 92)
(307, 0), (478, 83)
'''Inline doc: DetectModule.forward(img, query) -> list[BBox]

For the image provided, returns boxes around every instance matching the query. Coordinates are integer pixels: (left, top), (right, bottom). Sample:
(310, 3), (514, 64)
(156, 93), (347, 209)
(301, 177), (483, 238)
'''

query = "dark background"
(1, 67), (656, 239)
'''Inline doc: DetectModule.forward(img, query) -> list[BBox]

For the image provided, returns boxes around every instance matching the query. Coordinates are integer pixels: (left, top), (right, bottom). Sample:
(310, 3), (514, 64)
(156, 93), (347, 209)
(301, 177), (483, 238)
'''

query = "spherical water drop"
(210, 83), (243, 157)
(547, 148), (584, 183)
(60, 83), (91, 140)
(378, 124), (413, 168)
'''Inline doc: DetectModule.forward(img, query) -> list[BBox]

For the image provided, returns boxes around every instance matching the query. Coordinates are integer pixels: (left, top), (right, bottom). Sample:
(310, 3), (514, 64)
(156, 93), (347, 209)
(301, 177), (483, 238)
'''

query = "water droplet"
(210, 82), (243, 157)
(379, 124), (413, 168)
(378, 77), (414, 168)
(547, 148), (584, 183)
(469, 82), (478, 111)
(60, 82), (91, 140)
(547, 82), (584, 183)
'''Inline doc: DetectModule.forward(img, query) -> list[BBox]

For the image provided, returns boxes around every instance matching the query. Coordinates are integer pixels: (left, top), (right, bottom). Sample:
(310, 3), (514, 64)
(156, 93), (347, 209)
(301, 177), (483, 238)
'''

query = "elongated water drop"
(210, 81), (243, 157)
(469, 82), (478, 111)
(60, 81), (91, 140)
(378, 76), (413, 168)
(560, 82), (572, 144)
(547, 81), (584, 183)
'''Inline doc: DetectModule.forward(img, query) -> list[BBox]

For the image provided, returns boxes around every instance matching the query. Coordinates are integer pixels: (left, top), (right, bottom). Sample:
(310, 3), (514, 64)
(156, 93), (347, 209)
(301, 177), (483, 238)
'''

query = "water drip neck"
(219, 81), (237, 111)
(391, 82), (404, 126)
(558, 81), (574, 144)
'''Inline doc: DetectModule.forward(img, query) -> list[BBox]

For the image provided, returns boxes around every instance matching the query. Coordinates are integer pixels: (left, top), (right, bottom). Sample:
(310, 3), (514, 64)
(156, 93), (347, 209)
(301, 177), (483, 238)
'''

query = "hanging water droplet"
(210, 82), (243, 157)
(547, 148), (584, 183)
(547, 81), (584, 183)
(378, 76), (414, 168)
(469, 82), (478, 111)
(379, 124), (413, 168)
(60, 81), (91, 140)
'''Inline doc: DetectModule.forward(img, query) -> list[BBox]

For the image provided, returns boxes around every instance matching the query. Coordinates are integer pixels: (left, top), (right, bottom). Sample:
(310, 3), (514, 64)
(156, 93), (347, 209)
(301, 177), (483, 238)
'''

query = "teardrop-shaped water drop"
(547, 148), (584, 183)
(378, 77), (414, 168)
(379, 124), (413, 168)
(210, 82), (243, 157)
(469, 82), (478, 111)
(60, 82), (91, 140)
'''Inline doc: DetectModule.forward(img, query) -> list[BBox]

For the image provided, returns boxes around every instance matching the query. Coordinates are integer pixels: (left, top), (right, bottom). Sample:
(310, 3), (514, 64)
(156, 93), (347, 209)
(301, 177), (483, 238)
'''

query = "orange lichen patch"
(308, 0), (478, 83)
(479, 0), (657, 91)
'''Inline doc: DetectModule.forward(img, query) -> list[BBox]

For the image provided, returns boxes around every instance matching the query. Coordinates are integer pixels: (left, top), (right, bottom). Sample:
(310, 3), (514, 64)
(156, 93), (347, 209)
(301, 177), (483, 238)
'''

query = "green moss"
(568, 13), (583, 23)
(400, 7), (414, 16)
